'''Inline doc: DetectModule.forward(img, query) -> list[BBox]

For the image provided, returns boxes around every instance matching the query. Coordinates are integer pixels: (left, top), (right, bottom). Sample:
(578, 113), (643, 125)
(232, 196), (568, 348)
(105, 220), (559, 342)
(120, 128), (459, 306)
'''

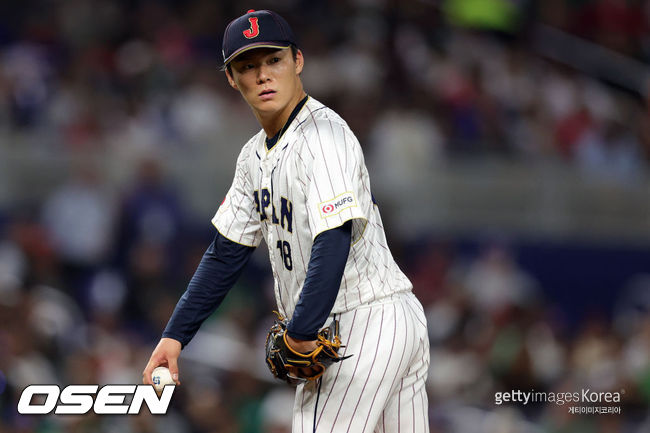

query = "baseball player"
(143, 9), (430, 432)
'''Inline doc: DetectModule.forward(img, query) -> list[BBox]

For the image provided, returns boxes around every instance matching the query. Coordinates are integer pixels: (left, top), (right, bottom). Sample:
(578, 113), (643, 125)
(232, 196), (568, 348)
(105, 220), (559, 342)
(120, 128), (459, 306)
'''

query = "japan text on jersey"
(213, 97), (413, 317)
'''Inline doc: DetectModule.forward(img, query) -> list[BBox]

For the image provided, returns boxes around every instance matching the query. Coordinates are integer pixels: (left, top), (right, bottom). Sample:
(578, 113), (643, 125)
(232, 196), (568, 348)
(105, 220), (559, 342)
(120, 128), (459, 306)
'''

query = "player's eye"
(270, 57), (281, 64)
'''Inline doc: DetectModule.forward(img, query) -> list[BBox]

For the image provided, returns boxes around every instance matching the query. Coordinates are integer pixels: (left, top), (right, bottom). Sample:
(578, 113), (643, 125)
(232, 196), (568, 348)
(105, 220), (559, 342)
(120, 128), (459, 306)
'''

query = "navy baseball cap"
(222, 9), (297, 66)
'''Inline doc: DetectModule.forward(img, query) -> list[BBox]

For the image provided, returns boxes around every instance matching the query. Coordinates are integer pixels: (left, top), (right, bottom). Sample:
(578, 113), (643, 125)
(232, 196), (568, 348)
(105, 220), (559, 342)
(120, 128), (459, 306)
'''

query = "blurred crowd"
(541, 0), (649, 59)
(0, 1), (648, 179)
(2, 182), (650, 432)
(0, 0), (649, 432)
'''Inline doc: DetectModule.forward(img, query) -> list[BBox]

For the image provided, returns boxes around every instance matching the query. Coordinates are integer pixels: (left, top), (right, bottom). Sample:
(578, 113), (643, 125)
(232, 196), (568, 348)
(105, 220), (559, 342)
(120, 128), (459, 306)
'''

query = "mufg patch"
(319, 192), (357, 219)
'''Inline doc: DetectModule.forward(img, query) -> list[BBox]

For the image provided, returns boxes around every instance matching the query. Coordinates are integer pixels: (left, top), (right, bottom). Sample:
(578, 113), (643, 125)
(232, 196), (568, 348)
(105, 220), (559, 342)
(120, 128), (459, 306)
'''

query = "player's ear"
(294, 49), (304, 75)
(225, 68), (238, 90)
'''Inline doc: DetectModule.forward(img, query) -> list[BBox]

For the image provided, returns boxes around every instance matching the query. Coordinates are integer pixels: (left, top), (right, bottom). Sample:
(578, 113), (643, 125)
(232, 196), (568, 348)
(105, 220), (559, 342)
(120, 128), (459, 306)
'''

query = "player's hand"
(285, 335), (322, 378)
(286, 335), (318, 353)
(142, 338), (182, 386)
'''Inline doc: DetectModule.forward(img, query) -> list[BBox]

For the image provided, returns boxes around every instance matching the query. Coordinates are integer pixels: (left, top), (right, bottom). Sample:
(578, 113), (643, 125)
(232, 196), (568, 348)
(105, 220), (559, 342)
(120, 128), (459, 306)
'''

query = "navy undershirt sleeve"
(287, 220), (352, 341)
(162, 232), (255, 348)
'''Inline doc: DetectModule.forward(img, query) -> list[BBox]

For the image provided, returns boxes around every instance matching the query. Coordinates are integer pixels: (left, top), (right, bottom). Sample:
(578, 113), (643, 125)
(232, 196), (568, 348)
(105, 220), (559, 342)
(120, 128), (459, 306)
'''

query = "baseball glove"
(265, 311), (351, 384)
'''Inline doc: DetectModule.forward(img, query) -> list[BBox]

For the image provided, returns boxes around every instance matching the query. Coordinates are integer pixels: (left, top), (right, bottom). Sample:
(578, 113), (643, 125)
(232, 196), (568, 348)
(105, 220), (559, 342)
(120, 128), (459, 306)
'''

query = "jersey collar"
(265, 95), (309, 152)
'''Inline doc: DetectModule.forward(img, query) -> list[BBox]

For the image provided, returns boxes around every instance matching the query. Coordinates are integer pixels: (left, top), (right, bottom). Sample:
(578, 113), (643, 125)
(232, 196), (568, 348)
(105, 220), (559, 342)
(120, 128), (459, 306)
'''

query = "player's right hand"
(142, 337), (182, 386)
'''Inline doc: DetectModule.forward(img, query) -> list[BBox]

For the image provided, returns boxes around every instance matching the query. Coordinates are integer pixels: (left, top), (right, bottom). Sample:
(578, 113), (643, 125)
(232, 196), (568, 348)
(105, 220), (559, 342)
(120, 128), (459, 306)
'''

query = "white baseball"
(151, 366), (175, 392)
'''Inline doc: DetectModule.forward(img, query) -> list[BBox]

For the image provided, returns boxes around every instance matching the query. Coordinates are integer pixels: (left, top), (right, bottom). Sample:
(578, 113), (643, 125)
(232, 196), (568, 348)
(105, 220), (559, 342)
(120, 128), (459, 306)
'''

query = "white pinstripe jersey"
(212, 97), (412, 318)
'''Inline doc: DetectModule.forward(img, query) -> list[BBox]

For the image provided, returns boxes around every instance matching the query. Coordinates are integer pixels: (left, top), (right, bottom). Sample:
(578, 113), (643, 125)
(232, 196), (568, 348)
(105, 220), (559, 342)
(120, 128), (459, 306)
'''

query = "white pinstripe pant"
(293, 291), (430, 433)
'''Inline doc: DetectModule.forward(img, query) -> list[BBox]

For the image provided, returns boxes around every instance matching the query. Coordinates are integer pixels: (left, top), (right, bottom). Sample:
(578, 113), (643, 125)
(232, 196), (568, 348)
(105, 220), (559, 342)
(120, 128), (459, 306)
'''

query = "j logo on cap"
(243, 17), (259, 39)
(222, 9), (297, 66)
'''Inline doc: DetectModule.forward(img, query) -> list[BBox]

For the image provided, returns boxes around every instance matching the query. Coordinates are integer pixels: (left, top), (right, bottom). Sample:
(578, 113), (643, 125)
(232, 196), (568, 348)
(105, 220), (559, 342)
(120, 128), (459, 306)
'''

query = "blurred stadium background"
(0, 0), (649, 432)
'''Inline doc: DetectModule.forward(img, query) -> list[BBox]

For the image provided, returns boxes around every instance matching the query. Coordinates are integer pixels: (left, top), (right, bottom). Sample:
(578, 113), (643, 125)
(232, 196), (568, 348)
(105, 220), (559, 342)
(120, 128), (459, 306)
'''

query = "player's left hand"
(285, 335), (321, 377)
(265, 311), (351, 384)
(285, 335), (318, 353)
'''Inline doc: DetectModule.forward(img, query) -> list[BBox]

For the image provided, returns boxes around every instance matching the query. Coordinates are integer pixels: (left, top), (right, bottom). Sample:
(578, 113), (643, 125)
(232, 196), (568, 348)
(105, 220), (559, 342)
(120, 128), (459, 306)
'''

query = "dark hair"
(225, 45), (299, 75)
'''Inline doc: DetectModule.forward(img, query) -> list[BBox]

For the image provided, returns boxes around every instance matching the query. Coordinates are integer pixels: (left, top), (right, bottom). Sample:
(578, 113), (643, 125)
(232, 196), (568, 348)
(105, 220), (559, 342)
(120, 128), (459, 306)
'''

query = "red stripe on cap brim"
(223, 42), (292, 66)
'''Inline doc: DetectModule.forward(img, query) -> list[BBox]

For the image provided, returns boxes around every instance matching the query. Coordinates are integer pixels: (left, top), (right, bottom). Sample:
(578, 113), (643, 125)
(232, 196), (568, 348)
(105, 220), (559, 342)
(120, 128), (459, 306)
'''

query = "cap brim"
(223, 42), (292, 66)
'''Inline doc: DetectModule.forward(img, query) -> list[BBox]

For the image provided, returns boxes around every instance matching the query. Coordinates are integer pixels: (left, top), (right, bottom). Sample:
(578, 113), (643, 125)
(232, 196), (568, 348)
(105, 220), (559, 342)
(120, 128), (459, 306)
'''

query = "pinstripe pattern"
(211, 97), (428, 430)
(316, 310), (358, 424)
(212, 97), (413, 318)
(293, 292), (429, 432)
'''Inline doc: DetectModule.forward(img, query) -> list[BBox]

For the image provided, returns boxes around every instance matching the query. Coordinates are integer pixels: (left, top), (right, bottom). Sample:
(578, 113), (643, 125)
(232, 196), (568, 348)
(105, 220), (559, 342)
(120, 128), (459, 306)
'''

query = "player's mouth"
(259, 89), (276, 101)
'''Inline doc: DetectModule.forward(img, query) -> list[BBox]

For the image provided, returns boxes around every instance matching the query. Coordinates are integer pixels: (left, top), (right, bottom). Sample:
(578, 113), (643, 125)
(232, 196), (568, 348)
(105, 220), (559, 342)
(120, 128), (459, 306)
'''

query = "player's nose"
(256, 64), (271, 84)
